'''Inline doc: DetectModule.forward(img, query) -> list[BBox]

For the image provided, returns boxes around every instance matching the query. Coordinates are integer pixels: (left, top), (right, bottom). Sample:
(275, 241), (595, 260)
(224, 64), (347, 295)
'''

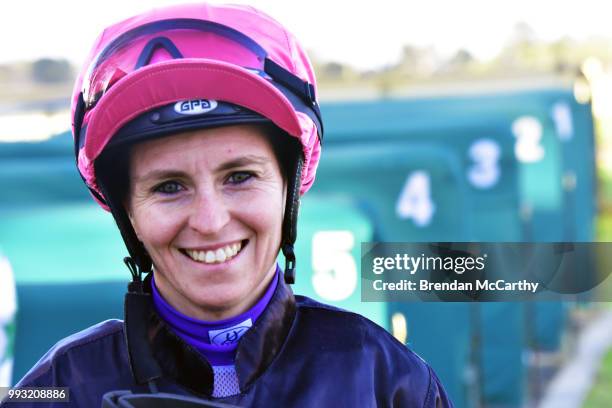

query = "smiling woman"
(9, 3), (453, 407)
(128, 125), (285, 321)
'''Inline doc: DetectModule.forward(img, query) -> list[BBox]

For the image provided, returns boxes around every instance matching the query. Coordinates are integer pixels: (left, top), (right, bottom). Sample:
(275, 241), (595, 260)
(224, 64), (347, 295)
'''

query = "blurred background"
(1, 0), (612, 407)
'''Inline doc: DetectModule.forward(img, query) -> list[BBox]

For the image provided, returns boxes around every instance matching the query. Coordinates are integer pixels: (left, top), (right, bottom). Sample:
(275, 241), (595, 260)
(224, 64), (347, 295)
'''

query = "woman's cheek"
(133, 203), (183, 245)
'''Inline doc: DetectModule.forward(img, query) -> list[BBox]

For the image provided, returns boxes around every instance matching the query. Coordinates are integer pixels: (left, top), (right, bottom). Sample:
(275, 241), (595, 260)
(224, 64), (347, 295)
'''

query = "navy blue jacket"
(6, 274), (453, 407)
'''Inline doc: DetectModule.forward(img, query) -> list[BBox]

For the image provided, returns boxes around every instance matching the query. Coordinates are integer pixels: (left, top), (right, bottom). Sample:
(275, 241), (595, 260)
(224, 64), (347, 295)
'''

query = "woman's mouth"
(181, 240), (246, 264)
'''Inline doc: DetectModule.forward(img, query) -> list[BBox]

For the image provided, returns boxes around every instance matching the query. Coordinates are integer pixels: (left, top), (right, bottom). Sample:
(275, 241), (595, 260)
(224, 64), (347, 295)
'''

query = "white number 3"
(467, 139), (501, 189)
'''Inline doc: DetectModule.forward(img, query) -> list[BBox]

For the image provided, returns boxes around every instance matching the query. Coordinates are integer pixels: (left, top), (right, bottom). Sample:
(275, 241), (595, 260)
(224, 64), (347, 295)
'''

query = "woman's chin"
(187, 288), (249, 320)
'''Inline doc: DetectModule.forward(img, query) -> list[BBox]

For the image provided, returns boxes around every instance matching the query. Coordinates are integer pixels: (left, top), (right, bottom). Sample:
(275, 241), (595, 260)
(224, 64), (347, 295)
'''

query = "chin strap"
(124, 256), (145, 293)
(282, 244), (296, 284)
(281, 157), (302, 285)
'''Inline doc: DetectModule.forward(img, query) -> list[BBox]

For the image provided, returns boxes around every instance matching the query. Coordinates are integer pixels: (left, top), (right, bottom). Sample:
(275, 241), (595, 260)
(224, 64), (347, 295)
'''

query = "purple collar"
(152, 265), (279, 365)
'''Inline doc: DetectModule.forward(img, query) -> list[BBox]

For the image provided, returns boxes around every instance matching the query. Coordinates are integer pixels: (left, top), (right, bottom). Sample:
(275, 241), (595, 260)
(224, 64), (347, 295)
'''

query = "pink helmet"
(71, 3), (324, 283)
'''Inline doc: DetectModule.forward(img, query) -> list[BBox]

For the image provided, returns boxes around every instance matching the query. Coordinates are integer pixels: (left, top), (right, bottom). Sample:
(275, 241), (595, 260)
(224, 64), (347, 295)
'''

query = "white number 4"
(396, 171), (435, 227)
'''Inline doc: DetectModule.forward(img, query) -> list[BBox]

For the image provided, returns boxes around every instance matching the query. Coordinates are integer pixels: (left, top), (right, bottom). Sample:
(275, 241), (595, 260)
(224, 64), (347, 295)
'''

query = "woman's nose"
(187, 189), (231, 235)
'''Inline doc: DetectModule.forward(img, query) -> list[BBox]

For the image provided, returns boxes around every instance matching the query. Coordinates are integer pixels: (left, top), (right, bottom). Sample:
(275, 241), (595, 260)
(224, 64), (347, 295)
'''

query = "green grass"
(582, 346), (612, 407)
(595, 213), (612, 241)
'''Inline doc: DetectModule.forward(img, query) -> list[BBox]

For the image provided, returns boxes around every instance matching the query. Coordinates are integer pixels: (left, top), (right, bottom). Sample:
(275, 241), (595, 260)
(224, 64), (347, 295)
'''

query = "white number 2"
(396, 171), (435, 227)
(311, 231), (357, 301)
(512, 116), (545, 163)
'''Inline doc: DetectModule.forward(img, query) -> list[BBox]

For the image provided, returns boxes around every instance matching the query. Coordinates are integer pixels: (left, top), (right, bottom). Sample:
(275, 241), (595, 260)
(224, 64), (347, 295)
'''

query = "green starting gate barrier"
(408, 89), (596, 243)
(359, 89), (595, 353)
(316, 100), (539, 407)
(0, 132), (90, 206)
(407, 90), (594, 381)
(309, 140), (475, 407)
(320, 87), (596, 242)
(0, 203), (127, 383)
(399, 90), (587, 356)
(482, 91), (591, 355)
(0, 134), (127, 383)
(319, 102), (522, 241)
(316, 87), (597, 406)
(289, 195), (383, 325)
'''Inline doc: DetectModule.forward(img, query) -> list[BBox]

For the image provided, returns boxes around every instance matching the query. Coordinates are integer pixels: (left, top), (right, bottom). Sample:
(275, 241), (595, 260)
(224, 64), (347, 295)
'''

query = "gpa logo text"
(174, 99), (218, 115)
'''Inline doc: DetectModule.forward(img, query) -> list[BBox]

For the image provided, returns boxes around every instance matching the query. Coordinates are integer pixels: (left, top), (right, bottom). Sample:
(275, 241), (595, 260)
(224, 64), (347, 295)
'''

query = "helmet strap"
(281, 157), (302, 284)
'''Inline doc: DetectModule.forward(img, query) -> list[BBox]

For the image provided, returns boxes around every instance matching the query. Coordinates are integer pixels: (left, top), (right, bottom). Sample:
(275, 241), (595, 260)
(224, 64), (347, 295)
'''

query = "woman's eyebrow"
(134, 155), (270, 183)
(216, 155), (270, 171)
(134, 169), (187, 184)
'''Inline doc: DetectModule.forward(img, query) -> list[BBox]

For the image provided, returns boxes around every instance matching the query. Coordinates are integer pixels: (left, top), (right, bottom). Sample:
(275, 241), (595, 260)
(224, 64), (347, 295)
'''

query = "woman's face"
(128, 124), (285, 321)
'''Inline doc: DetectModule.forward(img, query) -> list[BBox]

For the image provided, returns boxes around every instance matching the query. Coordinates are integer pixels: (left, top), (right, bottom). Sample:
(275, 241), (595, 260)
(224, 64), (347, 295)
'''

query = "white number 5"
(311, 231), (357, 301)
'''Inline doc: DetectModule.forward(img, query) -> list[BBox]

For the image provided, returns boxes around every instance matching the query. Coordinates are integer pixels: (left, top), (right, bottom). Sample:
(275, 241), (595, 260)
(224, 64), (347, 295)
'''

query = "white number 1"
(551, 102), (573, 141)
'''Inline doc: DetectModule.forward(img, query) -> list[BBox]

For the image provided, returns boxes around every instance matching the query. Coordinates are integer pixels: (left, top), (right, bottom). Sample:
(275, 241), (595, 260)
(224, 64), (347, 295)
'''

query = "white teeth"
(215, 248), (227, 262)
(185, 242), (243, 264)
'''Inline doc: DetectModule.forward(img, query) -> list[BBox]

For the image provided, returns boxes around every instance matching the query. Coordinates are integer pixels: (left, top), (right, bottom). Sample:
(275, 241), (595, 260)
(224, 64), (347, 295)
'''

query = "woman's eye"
(154, 181), (184, 195)
(228, 171), (253, 184)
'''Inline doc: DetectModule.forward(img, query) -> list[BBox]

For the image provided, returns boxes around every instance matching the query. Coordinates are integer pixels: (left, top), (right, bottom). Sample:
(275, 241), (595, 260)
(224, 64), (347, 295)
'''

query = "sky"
(1, 0), (611, 70)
